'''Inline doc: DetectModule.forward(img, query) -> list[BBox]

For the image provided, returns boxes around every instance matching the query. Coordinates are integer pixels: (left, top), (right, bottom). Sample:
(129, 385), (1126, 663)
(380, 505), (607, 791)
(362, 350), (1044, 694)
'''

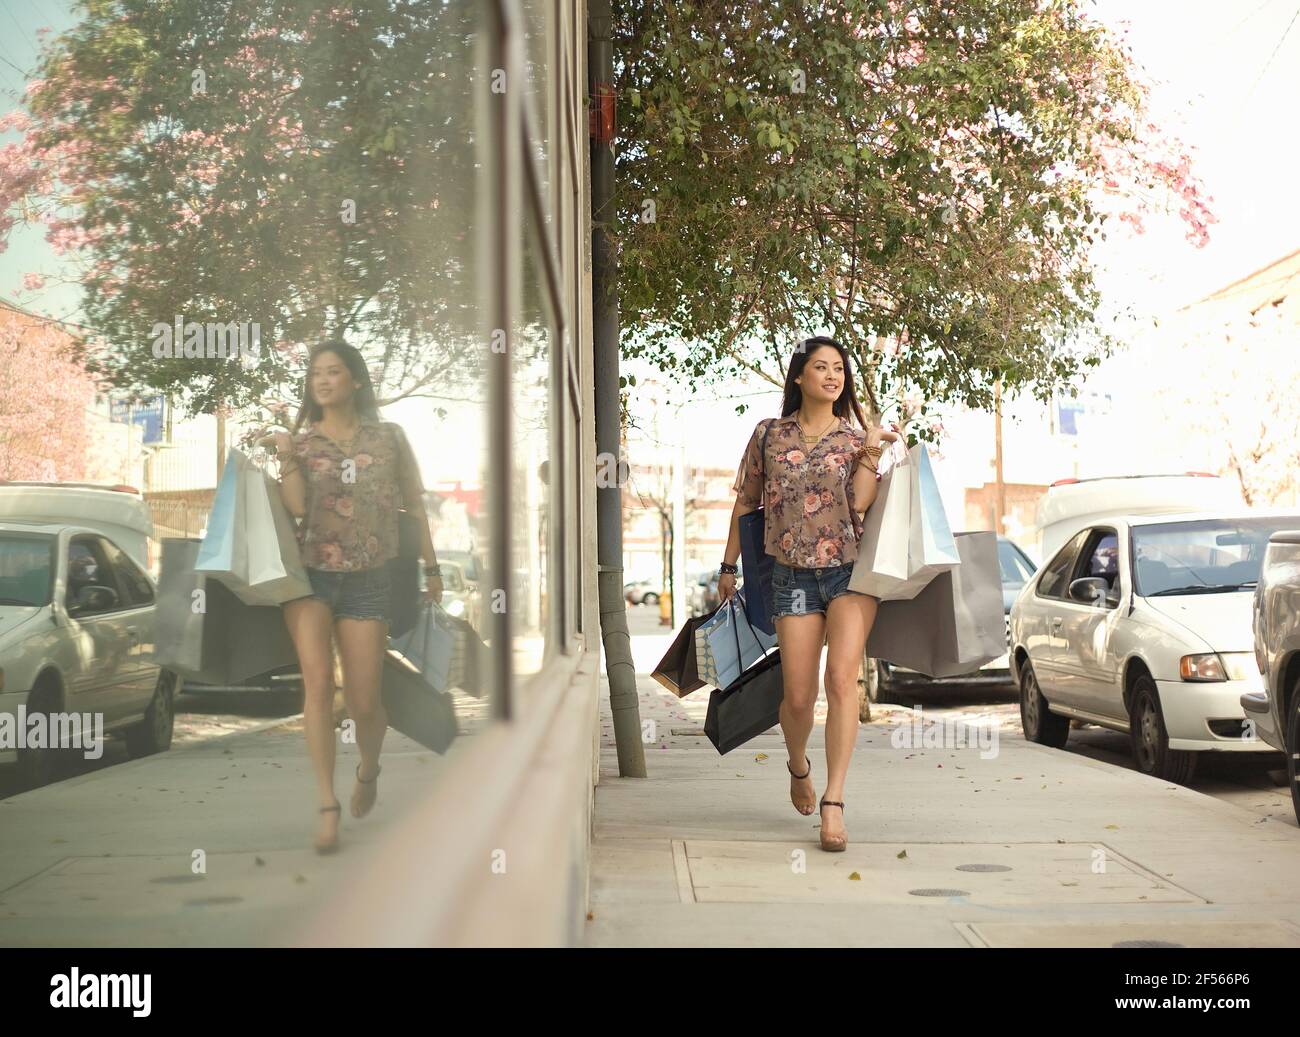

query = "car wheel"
(1019, 661), (1070, 748)
(1129, 675), (1196, 784)
(15, 677), (65, 790)
(642, 592), (658, 606)
(1286, 674), (1300, 826)
(865, 658), (899, 706)
(125, 670), (178, 759)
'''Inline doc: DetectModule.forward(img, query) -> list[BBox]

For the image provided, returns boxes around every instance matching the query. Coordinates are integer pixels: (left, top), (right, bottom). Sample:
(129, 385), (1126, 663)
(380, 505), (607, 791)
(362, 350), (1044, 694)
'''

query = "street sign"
(109, 396), (167, 444)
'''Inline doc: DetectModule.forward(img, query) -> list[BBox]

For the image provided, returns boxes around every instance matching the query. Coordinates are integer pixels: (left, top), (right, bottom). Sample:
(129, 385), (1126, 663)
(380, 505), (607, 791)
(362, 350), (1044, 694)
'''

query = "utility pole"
(993, 376), (1006, 535)
(589, 0), (646, 778)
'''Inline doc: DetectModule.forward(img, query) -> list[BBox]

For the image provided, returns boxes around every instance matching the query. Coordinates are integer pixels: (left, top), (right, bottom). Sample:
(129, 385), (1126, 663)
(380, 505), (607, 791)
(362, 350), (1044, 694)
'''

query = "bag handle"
(728, 591), (761, 661)
(759, 420), (771, 507)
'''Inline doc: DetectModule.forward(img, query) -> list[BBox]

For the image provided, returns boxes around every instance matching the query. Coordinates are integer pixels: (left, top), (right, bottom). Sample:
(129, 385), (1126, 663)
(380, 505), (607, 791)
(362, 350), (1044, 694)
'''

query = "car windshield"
(0, 533), (55, 607)
(439, 565), (465, 592)
(1133, 516), (1300, 597)
(997, 541), (1035, 587)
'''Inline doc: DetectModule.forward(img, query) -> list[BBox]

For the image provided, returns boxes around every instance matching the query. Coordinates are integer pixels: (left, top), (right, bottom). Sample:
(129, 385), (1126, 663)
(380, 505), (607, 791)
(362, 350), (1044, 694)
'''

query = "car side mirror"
(1068, 577), (1110, 606)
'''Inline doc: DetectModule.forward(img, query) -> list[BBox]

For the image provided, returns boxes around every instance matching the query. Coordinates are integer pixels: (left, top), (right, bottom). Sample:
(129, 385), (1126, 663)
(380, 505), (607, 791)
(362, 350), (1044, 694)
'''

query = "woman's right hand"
(263, 429), (293, 456)
(718, 572), (738, 601)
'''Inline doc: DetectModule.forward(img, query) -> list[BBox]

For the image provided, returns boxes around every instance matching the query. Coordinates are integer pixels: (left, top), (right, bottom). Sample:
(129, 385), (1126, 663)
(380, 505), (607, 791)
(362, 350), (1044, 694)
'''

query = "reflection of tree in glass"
(7, 1), (484, 416)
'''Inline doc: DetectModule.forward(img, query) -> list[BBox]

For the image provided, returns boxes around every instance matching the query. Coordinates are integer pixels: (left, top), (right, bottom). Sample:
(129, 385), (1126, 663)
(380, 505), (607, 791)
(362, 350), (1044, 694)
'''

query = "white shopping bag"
(848, 442), (914, 599)
(232, 463), (312, 606)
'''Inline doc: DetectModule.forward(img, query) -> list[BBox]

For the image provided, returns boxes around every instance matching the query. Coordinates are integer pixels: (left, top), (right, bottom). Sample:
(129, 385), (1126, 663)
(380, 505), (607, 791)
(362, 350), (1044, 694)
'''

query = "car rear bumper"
(1156, 678), (1277, 752)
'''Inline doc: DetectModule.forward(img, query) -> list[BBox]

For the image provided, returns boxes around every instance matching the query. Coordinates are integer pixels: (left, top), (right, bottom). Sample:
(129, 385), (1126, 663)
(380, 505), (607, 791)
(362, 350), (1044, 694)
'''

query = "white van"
(0, 483), (155, 571)
(1034, 473), (1244, 565)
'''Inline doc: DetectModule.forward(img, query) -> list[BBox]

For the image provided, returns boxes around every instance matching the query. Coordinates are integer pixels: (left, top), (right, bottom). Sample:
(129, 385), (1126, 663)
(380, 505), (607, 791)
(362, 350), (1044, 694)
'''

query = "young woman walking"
(268, 339), (441, 854)
(719, 336), (901, 852)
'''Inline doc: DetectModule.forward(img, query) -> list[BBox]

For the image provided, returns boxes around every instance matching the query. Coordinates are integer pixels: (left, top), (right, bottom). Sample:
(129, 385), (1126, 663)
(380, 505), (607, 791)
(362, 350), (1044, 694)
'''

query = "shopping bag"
(651, 605), (719, 697)
(704, 649), (784, 755)
(444, 611), (487, 698)
(195, 448), (247, 583)
(232, 464), (311, 606)
(390, 602), (456, 692)
(848, 443), (914, 599)
(156, 537), (300, 685)
(904, 442), (961, 593)
(381, 649), (458, 753)
(694, 592), (776, 690)
(387, 510), (422, 639)
(866, 531), (1005, 677)
(738, 422), (775, 635)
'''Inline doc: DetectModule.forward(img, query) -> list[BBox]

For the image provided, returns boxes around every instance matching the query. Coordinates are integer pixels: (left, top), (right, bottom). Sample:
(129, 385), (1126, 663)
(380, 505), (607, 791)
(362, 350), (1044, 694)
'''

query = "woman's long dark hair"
(291, 338), (380, 431)
(780, 336), (869, 429)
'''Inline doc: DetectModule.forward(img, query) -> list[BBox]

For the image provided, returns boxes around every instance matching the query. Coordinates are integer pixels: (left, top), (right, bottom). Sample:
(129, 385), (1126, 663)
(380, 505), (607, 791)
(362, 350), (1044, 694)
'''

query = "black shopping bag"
(381, 649), (458, 753)
(738, 421), (775, 636)
(704, 649), (784, 755)
(386, 511), (422, 639)
(651, 605), (719, 697)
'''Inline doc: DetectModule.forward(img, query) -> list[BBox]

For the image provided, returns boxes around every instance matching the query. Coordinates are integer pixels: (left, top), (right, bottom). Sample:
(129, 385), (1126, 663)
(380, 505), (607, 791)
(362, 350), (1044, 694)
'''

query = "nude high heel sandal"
(819, 797), (847, 852)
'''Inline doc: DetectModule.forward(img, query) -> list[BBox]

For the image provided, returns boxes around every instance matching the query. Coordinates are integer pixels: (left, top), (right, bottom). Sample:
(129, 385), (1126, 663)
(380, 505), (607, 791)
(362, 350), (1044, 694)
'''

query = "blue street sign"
(110, 396), (167, 444)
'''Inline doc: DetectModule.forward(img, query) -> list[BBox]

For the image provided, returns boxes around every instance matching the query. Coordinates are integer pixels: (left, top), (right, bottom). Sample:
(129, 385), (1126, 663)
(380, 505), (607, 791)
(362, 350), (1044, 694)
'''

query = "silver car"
(1243, 528), (1300, 822)
(0, 487), (177, 789)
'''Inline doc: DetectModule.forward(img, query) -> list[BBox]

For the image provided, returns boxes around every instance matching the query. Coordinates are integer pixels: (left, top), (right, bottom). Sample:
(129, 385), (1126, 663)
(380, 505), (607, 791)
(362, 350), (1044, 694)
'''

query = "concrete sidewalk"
(0, 704), (486, 946)
(584, 626), (1300, 948)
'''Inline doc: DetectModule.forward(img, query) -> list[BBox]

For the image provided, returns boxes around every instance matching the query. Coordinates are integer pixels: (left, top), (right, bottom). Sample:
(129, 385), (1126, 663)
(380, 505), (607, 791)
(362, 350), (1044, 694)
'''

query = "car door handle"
(1051, 618), (1062, 629)
(126, 628), (140, 644)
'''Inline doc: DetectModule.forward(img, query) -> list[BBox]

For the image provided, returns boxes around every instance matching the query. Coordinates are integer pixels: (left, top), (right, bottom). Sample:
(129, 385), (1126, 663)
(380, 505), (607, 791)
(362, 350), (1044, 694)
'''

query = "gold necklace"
(799, 414), (838, 445)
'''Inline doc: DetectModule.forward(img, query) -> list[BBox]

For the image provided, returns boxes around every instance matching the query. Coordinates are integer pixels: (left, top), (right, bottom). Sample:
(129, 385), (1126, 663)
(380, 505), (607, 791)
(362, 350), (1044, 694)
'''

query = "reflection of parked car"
(1011, 509), (1300, 784)
(624, 580), (661, 606)
(1244, 528), (1300, 823)
(868, 536), (1035, 701)
(690, 571), (721, 617)
(0, 484), (177, 789)
(438, 560), (482, 631)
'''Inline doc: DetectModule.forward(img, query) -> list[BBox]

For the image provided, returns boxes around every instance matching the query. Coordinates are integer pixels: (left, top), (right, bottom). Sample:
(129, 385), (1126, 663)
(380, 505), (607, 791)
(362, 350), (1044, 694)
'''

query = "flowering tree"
(0, 0), (480, 417)
(613, 0), (1214, 436)
(0, 305), (99, 480)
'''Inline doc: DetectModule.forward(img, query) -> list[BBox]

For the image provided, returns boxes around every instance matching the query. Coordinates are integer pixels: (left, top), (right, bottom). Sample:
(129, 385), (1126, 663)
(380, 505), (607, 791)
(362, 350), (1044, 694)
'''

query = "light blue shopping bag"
(195, 448), (244, 579)
(693, 591), (777, 690)
(390, 602), (456, 693)
(905, 443), (960, 590)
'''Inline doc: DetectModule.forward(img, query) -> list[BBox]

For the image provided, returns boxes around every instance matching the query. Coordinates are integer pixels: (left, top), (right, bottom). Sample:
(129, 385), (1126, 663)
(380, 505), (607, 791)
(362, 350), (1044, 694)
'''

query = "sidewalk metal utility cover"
(676, 840), (1205, 906)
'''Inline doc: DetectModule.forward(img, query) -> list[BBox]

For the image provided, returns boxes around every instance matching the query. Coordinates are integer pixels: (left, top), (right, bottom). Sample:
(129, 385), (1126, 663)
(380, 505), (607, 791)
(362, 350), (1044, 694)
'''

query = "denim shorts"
(769, 561), (867, 620)
(303, 566), (391, 622)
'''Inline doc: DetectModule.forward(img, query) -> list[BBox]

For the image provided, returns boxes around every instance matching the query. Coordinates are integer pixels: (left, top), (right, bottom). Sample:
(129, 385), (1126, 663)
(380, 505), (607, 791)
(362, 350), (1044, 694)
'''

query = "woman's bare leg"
(821, 592), (878, 841)
(283, 597), (340, 844)
(335, 617), (389, 817)
(775, 611), (827, 815)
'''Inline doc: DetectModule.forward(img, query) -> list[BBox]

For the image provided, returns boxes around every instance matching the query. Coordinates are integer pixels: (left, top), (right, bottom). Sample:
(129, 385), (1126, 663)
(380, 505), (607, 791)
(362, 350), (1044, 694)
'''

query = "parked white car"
(1010, 508), (1300, 783)
(0, 484), (177, 788)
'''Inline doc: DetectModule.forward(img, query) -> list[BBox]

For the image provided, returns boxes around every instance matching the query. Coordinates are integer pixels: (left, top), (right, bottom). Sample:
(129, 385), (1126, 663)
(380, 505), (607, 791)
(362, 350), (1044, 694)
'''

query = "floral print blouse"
(732, 414), (878, 570)
(291, 419), (423, 572)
